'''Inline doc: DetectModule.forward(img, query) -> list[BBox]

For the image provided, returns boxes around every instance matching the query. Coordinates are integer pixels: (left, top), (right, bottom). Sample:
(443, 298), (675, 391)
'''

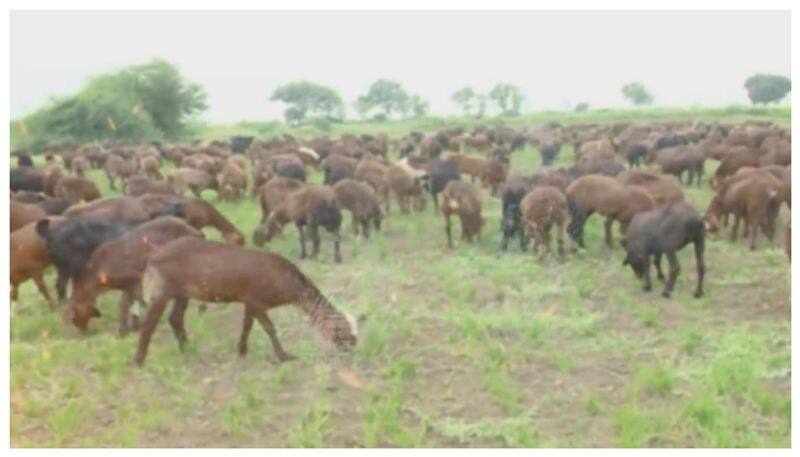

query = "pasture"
(10, 110), (791, 448)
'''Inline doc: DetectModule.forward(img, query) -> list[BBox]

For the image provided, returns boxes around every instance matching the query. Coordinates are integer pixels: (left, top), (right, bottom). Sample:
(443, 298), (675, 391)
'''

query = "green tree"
(452, 87), (477, 115)
(489, 84), (525, 116)
(621, 82), (654, 106)
(358, 79), (411, 118)
(574, 102), (590, 113)
(410, 95), (430, 118)
(744, 74), (791, 105)
(12, 59), (206, 150)
(270, 81), (344, 125)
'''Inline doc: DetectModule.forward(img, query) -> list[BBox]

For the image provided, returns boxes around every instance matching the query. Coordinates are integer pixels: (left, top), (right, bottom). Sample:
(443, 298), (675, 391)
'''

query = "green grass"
(9, 107), (791, 447)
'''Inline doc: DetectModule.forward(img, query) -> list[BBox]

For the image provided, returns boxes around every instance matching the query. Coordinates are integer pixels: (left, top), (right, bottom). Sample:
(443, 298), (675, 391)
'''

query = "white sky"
(10, 10), (791, 123)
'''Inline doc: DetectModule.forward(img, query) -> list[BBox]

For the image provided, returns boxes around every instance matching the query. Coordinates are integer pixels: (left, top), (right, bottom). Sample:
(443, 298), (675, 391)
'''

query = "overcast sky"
(10, 10), (791, 123)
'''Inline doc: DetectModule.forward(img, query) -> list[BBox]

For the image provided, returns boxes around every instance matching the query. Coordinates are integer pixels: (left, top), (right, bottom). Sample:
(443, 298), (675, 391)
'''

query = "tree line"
(11, 59), (791, 150)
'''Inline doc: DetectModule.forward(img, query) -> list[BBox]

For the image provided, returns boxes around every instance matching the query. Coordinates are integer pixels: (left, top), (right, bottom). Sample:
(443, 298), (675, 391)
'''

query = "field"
(10, 108), (791, 448)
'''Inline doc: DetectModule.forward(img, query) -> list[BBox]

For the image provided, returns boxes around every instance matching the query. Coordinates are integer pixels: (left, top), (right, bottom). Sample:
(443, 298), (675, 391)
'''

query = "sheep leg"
(55, 270), (69, 301)
(662, 251), (681, 298)
(238, 308), (254, 356)
(653, 253), (666, 281)
(32, 273), (54, 308)
(520, 222), (530, 251)
(603, 216), (615, 248)
(106, 171), (116, 190)
(296, 223), (307, 259)
(642, 255), (653, 292)
(730, 214), (741, 242)
(330, 227), (342, 263)
(539, 227), (551, 261)
(250, 307), (296, 362)
(556, 222), (566, 261)
(444, 213), (454, 249)
(693, 237), (706, 298)
(351, 213), (359, 236)
(11, 283), (19, 303)
(362, 219), (370, 239)
(309, 225), (321, 259)
(748, 214), (759, 251)
(167, 296), (189, 352)
(118, 292), (133, 336)
(134, 295), (170, 366)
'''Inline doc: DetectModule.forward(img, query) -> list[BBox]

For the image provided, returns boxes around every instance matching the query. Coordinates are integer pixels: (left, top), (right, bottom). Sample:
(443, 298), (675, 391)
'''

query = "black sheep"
(622, 201), (706, 298)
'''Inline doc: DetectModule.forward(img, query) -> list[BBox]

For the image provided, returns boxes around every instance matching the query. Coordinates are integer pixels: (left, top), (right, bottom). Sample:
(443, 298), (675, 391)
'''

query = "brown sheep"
(354, 159), (390, 211)
(141, 194), (245, 245)
(521, 186), (568, 261)
(104, 154), (139, 190)
(711, 146), (760, 189)
(141, 155), (163, 180)
(124, 176), (176, 197)
(566, 175), (656, 248)
(68, 217), (204, 334)
(706, 173), (784, 250)
(53, 176), (102, 203)
(333, 179), (383, 238)
(253, 177), (307, 245)
(441, 181), (484, 249)
(11, 200), (48, 232)
(616, 170), (685, 205)
(133, 237), (358, 365)
(10, 217), (66, 306)
(322, 154), (359, 185)
(385, 164), (426, 214)
(258, 185), (343, 262)
(217, 161), (248, 201)
(71, 155), (89, 177)
(168, 167), (217, 199)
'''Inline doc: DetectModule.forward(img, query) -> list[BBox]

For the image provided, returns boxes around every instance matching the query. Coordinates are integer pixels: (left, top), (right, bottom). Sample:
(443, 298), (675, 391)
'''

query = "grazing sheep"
(124, 176), (175, 197)
(566, 175), (656, 249)
(104, 154), (139, 190)
(706, 173), (784, 250)
(322, 154), (358, 185)
(521, 186), (569, 261)
(11, 217), (66, 306)
(253, 177), (306, 246)
(385, 164), (426, 214)
(259, 185), (343, 262)
(217, 161), (248, 201)
(53, 176), (102, 204)
(11, 200), (48, 232)
(133, 237), (358, 365)
(623, 202), (706, 298)
(141, 155), (163, 180)
(68, 217), (204, 334)
(441, 181), (483, 249)
(168, 167), (217, 199)
(333, 178), (383, 238)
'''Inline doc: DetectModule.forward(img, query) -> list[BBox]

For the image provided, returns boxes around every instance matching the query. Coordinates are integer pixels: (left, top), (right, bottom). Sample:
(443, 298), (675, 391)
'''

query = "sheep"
(441, 181), (483, 249)
(10, 217), (66, 306)
(53, 176), (102, 204)
(322, 154), (359, 185)
(253, 177), (307, 246)
(168, 167), (217, 199)
(217, 161), (248, 201)
(258, 185), (343, 263)
(521, 185), (569, 261)
(385, 164), (426, 214)
(133, 237), (358, 365)
(566, 175), (656, 249)
(141, 155), (163, 180)
(104, 154), (139, 190)
(333, 178), (383, 238)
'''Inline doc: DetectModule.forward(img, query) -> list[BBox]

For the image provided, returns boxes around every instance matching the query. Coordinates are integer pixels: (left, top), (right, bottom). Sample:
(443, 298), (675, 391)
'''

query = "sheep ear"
(35, 219), (50, 240)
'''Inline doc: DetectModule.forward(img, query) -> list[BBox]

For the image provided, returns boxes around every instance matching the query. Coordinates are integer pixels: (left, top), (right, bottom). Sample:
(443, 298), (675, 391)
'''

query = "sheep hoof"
(661, 291), (672, 299)
(277, 352), (297, 363)
(693, 290), (704, 298)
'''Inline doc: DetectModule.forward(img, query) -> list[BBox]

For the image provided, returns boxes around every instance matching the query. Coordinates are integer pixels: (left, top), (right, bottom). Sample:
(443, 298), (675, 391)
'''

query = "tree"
(621, 82), (654, 106)
(410, 95), (430, 118)
(358, 79), (411, 118)
(744, 74), (791, 105)
(574, 102), (590, 113)
(12, 59), (207, 150)
(489, 84), (525, 116)
(270, 81), (344, 125)
(452, 87), (476, 115)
